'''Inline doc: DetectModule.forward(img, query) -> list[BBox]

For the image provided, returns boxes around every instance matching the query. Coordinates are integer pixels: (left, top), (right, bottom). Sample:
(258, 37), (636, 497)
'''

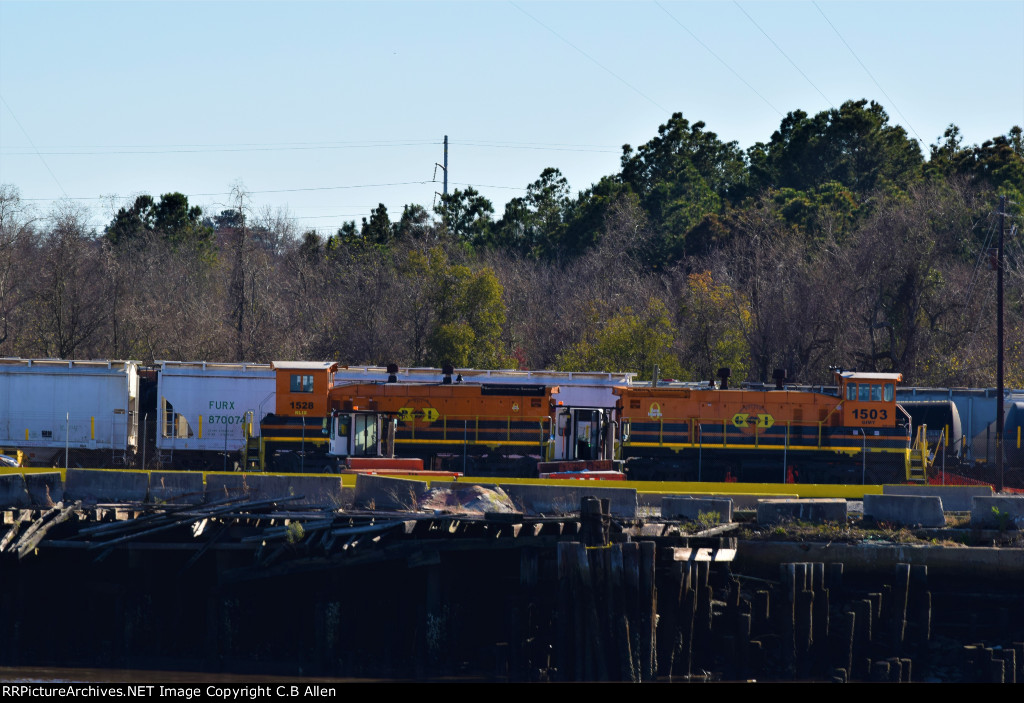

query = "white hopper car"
(0, 358), (637, 471)
(155, 361), (275, 470)
(0, 358), (139, 467)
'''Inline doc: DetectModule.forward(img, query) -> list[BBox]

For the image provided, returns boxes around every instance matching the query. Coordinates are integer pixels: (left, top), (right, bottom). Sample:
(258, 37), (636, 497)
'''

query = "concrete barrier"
(353, 474), (427, 511)
(756, 499), (847, 525)
(64, 469), (149, 505)
(24, 472), (62, 507)
(338, 486), (355, 511)
(971, 496), (1024, 529)
(661, 496), (733, 524)
(864, 494), (945, 527)
(204, 473), (253, 502)
(500, 483), (637, 518)
(883, 484), (992, 512)
(149, 471), (205, 504)
(203, 474), (346, 509)
(0, 474), (30, 509)
(252, 475), (346, 509)
(639, 492), (797, 512)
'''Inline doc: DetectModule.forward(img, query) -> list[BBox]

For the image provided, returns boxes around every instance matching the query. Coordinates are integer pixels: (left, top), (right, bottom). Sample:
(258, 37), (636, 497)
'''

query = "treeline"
(1, 99), (1022, 386)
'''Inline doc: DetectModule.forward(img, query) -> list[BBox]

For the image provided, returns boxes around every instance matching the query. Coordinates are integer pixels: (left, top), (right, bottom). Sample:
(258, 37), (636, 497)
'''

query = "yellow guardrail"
(0, 467), (892, 498)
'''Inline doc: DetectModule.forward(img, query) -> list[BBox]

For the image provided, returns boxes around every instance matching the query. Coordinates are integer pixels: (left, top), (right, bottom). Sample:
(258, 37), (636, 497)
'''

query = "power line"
(450, 181), (527, 191)
(2, 139), (621, 156)
(0, 142), (443, 156)
(654, 2), (783, 117)
(246, 181), (435, 195)
(453, 142), (618, 154)
(456, 139), (618, 149)
(21, 179), (528, 203)
(0, 138), (440, 151)
(0, 94), (67, 197)
(18, 181), (443, 201)
(289, 214), (375, 221)
(812, 2), (923, 144)
(509, 1), (669, 115)
(733, 1), (834, 109)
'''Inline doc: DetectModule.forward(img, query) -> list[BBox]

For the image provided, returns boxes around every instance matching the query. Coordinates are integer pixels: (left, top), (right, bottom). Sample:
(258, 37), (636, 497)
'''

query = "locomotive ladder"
(907, 424), (930, 483)
(244, 436), (261, 471)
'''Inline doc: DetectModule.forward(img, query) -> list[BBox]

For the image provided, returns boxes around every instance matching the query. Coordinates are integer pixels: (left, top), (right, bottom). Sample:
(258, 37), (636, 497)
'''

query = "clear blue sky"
(2, 1), (1022, 234)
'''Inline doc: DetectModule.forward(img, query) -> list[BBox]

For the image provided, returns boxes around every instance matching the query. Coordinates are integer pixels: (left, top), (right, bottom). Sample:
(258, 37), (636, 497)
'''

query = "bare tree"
(0, 185), (35, 353)
(28, 202), (111, 358)
(836, 180), (989, 383)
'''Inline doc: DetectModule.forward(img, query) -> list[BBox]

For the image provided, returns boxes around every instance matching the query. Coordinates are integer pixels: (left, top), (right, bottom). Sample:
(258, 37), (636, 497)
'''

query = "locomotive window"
(858, 384), (870, 402)
(353, 414), (378, 456)
(871, 384), (882, 401)
(884, 384), (894, 401)
(290, 374), (314, 393)
(846, 385), (856, 401)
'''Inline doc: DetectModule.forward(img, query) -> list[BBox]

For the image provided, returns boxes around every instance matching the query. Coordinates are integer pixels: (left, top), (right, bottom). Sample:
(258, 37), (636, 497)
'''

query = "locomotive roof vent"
(773, 368), (788, 390)
(386, 363), (398, 383)
(717, 367), (731, 390)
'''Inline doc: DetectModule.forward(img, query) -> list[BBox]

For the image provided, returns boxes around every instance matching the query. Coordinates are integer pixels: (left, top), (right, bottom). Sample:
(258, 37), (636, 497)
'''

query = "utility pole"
(434, 135), (448, 198)
(996, 195), (1005, 492)
(229, 185), (248, 362)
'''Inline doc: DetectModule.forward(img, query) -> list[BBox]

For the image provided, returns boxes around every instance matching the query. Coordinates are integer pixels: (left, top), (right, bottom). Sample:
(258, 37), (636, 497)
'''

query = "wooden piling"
(891, 564), (910, 649)
(639, 541), (656, 681)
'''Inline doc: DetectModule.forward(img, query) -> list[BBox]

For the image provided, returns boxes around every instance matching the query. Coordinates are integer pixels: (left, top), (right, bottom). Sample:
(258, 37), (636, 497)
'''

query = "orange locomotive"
(326, 381), (556, 476)
(256, 362), (925, 483)
(255, 362), (576, 475)
(615, 369), (920, 484)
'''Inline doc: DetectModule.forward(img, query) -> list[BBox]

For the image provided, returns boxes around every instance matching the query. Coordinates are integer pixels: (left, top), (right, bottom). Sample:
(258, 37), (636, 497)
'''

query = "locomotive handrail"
(402, 414), (550, 445)
(632, 415), (840, 450)
(819, 402), (843, 437)
(626, 414), (909, 457)
(930, 426), (945, 470)
(912, 424), (930, 465)
(897, 404), (913, 439)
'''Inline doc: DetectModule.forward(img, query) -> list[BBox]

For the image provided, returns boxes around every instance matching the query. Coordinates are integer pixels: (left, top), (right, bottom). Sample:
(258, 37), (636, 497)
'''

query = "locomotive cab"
(550, 405), (615, 462)
(836, 371), (904, 430)
(274, 361), (336, 417)
(327, 409), (385, 458)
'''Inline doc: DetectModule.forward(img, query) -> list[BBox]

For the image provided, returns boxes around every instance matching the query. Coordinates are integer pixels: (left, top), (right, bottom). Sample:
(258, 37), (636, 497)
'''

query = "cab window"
(871, 384), (882, 401)
(846, 384), (856, 401)
(290, 374), (314, 393)
(884, 384), (894, 401)
(858, 384), (870, 402)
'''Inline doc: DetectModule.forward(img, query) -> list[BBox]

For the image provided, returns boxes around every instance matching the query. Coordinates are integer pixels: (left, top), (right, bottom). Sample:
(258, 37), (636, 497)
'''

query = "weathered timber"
(16, 501), (81, 559)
